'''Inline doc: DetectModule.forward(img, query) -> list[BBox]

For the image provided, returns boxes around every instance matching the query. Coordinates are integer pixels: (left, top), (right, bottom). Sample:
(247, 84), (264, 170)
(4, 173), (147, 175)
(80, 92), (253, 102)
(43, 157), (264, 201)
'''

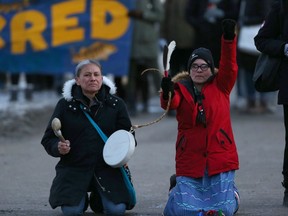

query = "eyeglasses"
(191, 64), (210, 71)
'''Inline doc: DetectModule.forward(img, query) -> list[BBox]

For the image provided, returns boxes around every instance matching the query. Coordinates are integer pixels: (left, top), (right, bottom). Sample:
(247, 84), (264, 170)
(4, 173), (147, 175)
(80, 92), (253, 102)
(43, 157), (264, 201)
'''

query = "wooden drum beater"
(51, 118), (66, 142)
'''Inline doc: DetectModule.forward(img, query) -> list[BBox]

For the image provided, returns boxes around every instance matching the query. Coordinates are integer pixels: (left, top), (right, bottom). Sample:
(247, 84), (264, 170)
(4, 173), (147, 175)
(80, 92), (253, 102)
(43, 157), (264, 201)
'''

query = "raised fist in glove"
(222, 19), (236, 40)
(161, 76), (174, 100)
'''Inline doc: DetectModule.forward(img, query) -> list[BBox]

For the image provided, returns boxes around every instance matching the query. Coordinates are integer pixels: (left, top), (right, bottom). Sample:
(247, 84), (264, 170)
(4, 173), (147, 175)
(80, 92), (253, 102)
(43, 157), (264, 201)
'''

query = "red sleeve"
(216, 36), (238, 94)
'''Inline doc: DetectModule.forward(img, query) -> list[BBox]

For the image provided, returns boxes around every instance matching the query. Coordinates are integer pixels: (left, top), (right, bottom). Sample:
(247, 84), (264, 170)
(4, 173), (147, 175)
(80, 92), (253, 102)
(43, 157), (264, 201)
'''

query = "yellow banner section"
(1, 0), (130, 54)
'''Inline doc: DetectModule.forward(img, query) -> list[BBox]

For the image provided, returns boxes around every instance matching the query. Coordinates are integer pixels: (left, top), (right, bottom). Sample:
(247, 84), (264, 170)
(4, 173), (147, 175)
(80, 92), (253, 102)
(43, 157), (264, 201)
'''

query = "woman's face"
(75, 63), (103, 97)
(190, 59), (212, 85)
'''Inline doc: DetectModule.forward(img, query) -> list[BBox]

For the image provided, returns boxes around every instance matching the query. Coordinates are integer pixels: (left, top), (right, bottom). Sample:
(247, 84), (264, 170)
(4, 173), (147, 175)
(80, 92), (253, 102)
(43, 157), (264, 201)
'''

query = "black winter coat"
(41, 77), (135, 209)
(254, 0), (288, 104)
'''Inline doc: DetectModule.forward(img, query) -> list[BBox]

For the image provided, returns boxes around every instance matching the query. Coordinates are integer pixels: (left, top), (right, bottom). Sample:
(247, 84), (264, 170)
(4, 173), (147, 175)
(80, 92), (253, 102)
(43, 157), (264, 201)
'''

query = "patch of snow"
(0, 90), (60, 114)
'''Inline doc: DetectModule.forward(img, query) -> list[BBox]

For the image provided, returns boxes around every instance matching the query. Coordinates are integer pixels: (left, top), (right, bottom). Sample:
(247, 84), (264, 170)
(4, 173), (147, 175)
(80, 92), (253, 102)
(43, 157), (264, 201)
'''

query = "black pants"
(283, 105), (288, 178)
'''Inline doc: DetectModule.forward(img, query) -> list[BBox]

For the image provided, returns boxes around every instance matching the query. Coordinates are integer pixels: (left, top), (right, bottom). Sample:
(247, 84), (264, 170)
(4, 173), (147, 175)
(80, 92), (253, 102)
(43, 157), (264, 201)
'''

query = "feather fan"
(163, 41), (176, 77)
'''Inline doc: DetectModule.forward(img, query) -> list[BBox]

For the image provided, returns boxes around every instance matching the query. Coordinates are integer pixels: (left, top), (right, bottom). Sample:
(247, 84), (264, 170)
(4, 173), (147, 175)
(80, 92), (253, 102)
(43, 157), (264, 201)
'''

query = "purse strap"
(80, 104), (108, 142)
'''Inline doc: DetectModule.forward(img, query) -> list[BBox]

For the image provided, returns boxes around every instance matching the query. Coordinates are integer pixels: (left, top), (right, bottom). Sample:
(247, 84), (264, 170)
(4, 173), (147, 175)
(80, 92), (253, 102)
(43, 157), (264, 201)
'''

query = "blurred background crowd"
(0, 0), (278, 116)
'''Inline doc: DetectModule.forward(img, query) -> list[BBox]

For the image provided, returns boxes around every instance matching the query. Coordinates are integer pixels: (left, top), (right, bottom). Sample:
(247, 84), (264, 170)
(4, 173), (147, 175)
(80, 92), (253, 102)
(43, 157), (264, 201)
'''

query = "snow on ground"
(0, 90), (59, 113)
(0, 90), (60, 137)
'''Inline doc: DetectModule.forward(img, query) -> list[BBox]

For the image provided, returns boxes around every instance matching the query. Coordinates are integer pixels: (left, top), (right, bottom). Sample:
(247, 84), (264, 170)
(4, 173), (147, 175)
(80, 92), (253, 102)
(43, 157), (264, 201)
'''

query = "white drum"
(103, 130), (135, 168)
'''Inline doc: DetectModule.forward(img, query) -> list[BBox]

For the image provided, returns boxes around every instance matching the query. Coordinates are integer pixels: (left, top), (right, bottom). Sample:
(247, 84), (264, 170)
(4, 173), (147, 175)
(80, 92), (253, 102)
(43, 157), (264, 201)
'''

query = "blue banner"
(0, 0), (134, 76)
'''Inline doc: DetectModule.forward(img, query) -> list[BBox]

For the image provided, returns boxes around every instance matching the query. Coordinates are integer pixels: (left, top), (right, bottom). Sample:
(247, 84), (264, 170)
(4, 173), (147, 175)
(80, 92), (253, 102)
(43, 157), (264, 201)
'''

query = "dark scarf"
(180, 78), (207, 127)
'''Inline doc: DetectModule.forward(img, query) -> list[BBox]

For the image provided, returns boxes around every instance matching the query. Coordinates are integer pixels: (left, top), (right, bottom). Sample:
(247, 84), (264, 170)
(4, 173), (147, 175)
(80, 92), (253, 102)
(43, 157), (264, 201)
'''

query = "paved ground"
(0, 96), (288, 215)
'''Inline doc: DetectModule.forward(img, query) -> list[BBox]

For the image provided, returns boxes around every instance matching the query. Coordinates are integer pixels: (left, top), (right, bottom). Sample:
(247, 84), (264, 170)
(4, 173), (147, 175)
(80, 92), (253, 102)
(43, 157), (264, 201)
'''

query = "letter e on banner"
(52, 0), (86, 47)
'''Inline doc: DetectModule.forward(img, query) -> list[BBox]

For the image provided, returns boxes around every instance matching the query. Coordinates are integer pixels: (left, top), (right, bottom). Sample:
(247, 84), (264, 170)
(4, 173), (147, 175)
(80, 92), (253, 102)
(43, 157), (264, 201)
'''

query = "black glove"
(127, 10), (143, 20)
(161, 76), (174, 100)
(222, 19), (236, 40)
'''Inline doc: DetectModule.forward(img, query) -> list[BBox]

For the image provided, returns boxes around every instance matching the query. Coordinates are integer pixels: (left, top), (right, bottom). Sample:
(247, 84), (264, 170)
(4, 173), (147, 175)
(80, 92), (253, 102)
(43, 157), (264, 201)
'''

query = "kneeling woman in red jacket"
(160, 19), (240, 216)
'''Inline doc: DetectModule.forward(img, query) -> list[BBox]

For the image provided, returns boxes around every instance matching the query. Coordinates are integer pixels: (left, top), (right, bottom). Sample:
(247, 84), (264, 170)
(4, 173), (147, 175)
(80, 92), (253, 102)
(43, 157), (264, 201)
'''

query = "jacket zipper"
(93, 97), (103, 117)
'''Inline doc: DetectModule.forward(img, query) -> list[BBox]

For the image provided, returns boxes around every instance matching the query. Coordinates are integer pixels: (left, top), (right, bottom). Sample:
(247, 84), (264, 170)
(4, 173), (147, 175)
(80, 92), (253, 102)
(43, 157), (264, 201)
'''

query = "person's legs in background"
(244, 67), (257, 112)
(25, 74), (34, 101)
(0, 72), (6, 90)
(9, 74), (19, 102)
(235, 68), (247, 110)
(126, 59), (138, 116)
(236, 52), (274, 114)
(114, 76), (127, 101)
(137, 63), (149, 113)
(127, 58), (160, 115)
(282, 104), (288, 207)
(244, 66), (276, 114)
(259, 92), (278, 113)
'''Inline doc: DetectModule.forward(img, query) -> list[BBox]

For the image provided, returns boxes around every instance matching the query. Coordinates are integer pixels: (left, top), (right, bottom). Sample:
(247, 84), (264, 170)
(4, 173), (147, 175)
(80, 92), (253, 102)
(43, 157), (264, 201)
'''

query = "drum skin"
(103, 130), (135, 168)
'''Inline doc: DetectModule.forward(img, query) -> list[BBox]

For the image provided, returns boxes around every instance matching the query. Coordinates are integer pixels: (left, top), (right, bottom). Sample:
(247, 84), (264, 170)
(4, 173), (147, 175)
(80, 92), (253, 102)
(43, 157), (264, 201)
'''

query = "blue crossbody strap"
(80, 104), (136, 208)
(80, 104), (108, 142)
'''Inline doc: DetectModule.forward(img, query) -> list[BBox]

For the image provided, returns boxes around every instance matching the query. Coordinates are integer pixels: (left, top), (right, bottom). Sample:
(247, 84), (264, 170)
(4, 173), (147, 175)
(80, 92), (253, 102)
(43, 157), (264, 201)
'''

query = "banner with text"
(0, 0), (134, 75)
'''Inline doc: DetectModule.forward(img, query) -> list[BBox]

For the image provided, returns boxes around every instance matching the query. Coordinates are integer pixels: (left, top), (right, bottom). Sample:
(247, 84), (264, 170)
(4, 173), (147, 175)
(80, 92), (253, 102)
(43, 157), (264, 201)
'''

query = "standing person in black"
(185, 0), (240, 67)
(254, 0), (288, 207)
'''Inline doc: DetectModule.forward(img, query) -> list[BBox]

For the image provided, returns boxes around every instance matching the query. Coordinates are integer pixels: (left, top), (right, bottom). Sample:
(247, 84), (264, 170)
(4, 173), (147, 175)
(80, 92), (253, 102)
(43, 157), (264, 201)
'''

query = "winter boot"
(24, 84), (33, 101)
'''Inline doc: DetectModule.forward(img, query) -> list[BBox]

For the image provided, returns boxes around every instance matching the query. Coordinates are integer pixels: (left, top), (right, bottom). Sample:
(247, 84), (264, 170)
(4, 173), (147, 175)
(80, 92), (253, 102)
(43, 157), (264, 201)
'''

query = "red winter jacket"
(161, 37), (239, 178)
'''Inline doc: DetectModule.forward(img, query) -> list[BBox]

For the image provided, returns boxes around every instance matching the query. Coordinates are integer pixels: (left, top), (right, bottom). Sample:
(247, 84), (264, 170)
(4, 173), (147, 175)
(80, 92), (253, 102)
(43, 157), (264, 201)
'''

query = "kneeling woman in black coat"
(41, 59), (136, 215)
